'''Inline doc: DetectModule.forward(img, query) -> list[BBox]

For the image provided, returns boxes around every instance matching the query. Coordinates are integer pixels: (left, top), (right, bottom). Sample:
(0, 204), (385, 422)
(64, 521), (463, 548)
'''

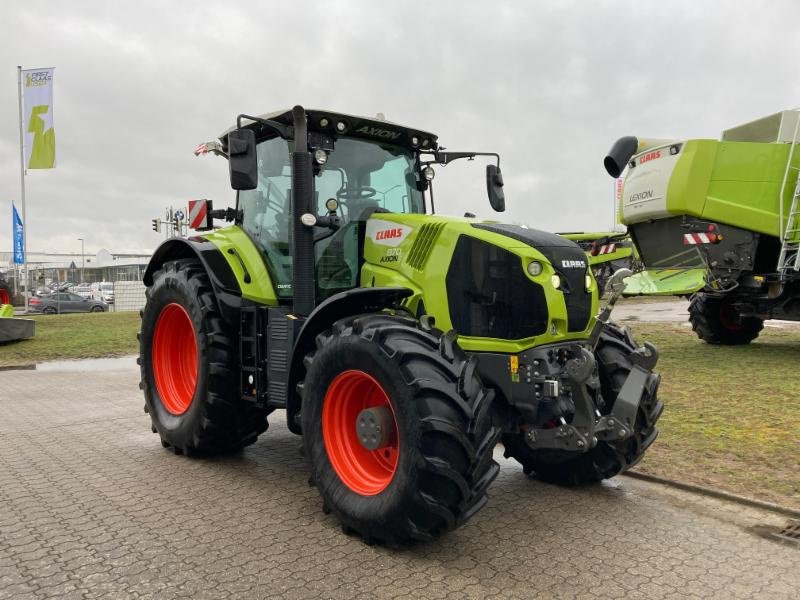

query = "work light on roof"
(423, 166), (436, 181)
(336, 121), (347, 132)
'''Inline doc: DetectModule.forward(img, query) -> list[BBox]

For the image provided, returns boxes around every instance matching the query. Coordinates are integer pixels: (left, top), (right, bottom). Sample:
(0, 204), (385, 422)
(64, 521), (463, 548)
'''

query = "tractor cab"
(228, 111), (431, 303)
(220, 108), (504, 306)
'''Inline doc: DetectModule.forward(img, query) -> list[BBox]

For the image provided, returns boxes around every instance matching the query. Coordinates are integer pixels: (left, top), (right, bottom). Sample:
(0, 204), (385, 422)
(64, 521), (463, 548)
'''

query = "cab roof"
(218, 108), (439, 151)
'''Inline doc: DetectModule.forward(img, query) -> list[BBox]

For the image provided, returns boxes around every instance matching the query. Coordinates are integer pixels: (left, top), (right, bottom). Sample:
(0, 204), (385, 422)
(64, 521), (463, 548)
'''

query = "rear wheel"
(502, 323), (663, 485)
(301, 314), (500, 544)
(689, 292), (763, 345)
(139, 259), (269, 455)
(90, 305), (104, 313)
(43, 306), (57, 315)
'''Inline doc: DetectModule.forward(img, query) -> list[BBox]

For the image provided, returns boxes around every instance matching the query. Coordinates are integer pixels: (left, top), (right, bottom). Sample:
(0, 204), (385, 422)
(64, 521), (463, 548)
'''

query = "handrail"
(778, 109), (800, 240)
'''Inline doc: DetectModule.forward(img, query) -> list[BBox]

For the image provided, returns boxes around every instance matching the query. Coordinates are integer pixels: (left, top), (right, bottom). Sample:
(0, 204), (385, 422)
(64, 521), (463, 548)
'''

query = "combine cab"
(606, 109), (800, 343)
(139, 106), (663, 543)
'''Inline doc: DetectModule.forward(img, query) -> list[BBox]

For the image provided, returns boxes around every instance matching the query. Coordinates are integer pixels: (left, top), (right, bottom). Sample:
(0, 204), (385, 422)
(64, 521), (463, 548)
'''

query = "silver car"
(29, 292), (108, 314)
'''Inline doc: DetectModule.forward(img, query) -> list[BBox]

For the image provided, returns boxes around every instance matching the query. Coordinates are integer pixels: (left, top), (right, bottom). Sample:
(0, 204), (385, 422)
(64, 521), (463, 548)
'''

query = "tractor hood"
(360, 214), (597, 350)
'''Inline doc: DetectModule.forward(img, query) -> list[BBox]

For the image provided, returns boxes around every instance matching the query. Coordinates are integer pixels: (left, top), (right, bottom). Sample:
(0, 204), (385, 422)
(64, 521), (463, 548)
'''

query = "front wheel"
(502, 323), (663, 485)
(689, 292), (763, 345)
(301, 314), (500, 544)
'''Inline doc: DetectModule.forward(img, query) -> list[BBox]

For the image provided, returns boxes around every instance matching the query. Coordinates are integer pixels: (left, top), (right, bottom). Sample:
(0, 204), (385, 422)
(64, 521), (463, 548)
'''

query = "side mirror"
(228, 129), (258, 190)
(486, 164), (505, 212)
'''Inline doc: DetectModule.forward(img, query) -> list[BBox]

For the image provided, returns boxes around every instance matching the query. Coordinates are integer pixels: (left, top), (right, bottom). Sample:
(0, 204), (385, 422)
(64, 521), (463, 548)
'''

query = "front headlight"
(585, 274), (592, 291)
(550, 274), (561, 289)
(527, 261), (542, 277)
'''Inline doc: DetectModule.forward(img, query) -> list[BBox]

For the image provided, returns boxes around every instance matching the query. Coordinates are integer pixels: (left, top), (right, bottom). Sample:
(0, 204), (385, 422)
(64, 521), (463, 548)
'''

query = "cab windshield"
(238, 136), (423, 301)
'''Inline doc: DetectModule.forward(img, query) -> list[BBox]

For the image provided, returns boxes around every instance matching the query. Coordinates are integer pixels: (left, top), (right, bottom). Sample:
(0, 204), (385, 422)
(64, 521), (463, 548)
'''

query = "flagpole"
(16, 66), (28, 312)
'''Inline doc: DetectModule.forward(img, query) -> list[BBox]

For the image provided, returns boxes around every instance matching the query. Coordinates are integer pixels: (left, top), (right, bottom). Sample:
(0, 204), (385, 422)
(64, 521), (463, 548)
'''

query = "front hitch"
(523, 336), (658, 454)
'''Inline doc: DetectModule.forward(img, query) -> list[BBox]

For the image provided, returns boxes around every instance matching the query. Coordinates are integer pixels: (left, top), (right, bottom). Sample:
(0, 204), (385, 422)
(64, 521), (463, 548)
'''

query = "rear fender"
(286, 287), (413, 434)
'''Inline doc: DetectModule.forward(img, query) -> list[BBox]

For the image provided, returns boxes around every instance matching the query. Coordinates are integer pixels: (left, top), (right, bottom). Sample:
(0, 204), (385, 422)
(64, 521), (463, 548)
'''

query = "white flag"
(22, 67), (56, 169)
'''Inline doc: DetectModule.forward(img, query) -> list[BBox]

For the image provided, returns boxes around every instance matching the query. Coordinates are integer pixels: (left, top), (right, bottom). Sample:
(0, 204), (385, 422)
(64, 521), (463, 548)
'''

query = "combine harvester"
(138, 106), (663, 544)
(606, 109), (800, 343)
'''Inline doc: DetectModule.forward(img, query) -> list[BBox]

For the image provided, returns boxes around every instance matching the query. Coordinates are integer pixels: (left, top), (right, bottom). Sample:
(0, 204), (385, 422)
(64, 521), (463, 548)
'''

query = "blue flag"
(13, 204), (24, 264)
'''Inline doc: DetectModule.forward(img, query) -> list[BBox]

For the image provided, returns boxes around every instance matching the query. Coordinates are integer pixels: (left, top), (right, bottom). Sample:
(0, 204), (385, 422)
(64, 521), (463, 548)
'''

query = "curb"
(621, 471), (800, 519)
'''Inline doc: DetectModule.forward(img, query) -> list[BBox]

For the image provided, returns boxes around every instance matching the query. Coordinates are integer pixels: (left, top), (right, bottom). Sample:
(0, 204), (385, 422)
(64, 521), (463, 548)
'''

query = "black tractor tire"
(689, 292), (763, 345)
(501, 323), (663, 485)
(139, 259), (269, 455)
(301, 313), (500, 544)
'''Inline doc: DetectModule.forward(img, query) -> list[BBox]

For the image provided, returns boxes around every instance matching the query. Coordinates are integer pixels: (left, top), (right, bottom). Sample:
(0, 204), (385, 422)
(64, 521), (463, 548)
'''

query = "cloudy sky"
(1, 1), (798, 256)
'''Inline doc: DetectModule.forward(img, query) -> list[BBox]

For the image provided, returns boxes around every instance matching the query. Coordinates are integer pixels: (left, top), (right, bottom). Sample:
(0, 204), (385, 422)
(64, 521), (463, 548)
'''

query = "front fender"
(286, 286), (413, 434)
(144, 237), (242, 324)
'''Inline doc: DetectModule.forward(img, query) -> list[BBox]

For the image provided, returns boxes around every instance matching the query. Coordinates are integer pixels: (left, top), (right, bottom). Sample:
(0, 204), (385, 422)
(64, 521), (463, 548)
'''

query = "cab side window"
(238, 137), (294, 297)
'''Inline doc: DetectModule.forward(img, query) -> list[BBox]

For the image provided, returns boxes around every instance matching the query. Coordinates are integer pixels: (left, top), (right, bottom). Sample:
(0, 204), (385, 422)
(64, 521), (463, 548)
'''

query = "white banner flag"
(22, 67), (56, 169)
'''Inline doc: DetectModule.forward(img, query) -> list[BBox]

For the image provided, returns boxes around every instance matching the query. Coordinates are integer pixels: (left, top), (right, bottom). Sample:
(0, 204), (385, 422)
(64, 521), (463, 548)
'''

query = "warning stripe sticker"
(683, 232), (717, 245)
(188, 200), (208, 229)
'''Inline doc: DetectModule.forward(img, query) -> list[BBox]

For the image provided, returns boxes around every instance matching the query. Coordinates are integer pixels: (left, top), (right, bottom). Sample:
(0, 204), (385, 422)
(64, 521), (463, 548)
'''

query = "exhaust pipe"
(604, 137), (678, 178)
(291, 105), (316, 317)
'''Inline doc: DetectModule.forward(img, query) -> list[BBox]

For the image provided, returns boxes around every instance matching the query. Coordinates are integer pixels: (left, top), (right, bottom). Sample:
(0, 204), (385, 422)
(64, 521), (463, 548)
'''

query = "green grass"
(0, 312), (140, 366)
(1, 311), (797, 508)
(626, 322), (800, 509)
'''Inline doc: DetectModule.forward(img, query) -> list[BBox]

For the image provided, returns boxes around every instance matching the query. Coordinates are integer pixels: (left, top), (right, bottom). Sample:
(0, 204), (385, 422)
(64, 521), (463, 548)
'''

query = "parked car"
(72, 284), (93, 299)
(91, 281), (115, 304)
(28, 292), (107, 314)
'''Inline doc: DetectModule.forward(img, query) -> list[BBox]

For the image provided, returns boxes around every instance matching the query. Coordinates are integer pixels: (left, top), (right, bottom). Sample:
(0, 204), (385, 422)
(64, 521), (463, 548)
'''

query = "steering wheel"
(336, 186), (377, 201)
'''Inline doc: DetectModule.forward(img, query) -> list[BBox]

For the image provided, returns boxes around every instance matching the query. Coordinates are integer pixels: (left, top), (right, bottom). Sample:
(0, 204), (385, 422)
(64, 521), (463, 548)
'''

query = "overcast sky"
(1, 1), (799, 256)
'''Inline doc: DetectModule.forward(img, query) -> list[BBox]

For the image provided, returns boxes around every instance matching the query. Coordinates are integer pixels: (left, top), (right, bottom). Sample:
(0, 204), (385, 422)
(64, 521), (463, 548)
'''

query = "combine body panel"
(608, 109), (800, 340)
(622, 138), (798, 237)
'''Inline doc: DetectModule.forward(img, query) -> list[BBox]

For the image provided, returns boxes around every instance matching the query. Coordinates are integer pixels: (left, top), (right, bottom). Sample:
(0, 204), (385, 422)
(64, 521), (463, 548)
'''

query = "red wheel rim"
(152, 303), (198, 415)
(0, 289), (9, 305)
(322, 370), (399, 496)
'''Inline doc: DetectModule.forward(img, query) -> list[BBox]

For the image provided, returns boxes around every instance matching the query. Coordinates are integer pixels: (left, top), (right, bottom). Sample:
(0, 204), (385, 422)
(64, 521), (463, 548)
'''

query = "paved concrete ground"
(1, 364), (799, 599)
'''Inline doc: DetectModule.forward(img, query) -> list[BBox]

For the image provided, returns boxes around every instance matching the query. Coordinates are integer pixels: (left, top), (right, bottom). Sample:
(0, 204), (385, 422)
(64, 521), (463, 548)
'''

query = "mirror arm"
(424, 151), (500, 167)
(236, 114), (293, 140)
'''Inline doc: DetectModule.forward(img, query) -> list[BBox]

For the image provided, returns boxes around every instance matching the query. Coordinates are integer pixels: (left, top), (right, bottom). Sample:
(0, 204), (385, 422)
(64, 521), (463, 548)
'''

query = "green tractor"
(605, 109), (800, 344)
(558, 231), (637, 295)
(140, 106), (663, 543)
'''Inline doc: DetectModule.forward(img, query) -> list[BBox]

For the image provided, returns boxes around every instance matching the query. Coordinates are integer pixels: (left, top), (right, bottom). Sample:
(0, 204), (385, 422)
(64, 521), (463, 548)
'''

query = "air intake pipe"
(604, 137), (678, 178)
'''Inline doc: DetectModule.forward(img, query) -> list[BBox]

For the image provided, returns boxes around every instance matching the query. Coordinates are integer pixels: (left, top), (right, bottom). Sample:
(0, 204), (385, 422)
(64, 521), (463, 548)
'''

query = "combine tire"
(301, 314), (500, 544)
(501, 323), (663, 485)
(139, 259), (268, 455)
(689, 292), (763, 345)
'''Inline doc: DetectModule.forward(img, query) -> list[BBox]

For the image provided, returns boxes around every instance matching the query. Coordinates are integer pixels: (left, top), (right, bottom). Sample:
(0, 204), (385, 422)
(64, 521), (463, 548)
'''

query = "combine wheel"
(689, 292), (763, 345)
(301, 314), (500, 544)
(502, 323), (663, 485)
(139, 259), (268, 455)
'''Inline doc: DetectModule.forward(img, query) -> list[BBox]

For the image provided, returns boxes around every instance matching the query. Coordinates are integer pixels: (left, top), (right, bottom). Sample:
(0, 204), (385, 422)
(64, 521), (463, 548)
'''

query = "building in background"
(0, 249), (151, 300)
